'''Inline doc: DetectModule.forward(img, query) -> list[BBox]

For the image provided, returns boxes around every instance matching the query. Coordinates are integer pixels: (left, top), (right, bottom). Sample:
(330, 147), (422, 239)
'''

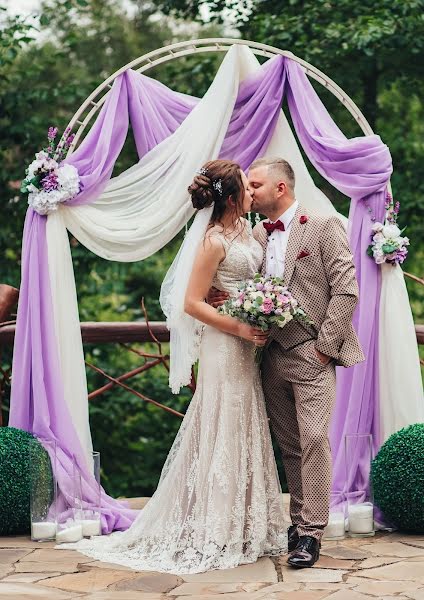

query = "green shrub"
(0, 427), (53, 535)
(371, 423), (424, 532)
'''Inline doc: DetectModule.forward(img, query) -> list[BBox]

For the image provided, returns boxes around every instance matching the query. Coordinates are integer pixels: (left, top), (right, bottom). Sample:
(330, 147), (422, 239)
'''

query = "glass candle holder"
(30, 437), (57, 542)
(323, 491), (346, 540)
(345, 433), (375, 538)
(81, 451), (102, 537)
(56, 463), (83, 544)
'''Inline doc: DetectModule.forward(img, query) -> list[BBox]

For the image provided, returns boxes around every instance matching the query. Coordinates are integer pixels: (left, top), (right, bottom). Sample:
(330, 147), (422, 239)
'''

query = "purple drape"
(11, 53), (392, 532)
(10, 56), (290, 532)
(282, 60), (392, 496)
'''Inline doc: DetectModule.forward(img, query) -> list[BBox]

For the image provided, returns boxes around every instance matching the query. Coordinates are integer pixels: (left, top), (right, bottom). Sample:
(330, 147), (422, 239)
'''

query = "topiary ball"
(0, 427), (53, 535)
(371, 423), (424, 532)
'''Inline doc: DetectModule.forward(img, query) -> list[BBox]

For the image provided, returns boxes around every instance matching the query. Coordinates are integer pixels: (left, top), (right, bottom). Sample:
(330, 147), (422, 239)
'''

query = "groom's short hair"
(250, 157), (295, 192)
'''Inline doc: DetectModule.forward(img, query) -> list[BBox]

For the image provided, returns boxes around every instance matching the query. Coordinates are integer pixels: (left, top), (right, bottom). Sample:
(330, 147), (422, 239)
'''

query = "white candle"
(82, 519), (102, 536)
(56, 523), (83, 543)
(31, 521), (56, 540)
(348, 502), (374, 534)
(323, 512), (345, 539)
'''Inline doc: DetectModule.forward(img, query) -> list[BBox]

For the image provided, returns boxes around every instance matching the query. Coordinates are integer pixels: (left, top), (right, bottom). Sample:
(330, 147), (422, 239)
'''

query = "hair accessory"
(196, 167), (208, 175)
(212, 179), (223, 196)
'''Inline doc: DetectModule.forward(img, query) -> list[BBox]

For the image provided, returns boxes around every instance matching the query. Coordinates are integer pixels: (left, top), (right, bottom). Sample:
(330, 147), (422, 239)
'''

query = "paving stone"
(280, 565), (346, 583)
(350, 580), (421, 596)
(0, 548), (32, 563)
(359, 542), (424, 558)
(352, 561), (424, 583)
(404, 590), (424, 600)
(313, 555), (356, 570)
(86, 560), (135, 572)
(0, 582), (76, 598)
(241, 582), (270, 592)
(171, 595), (262, 600)
(2, 572), (62, 583)
(403, 541), (424, 549)
(324, 591), (377, 600)
(20, 548), (95, 563)
(112, 572), (182, 593)
(84, 594), (165, 600)
(355, 556), (402, 569)
(181, 557), (277, 583)
(320, 545), (370, 560)
(14, 560), (81, 573)
(40, 568), (138, 592)
(0, 564), (12, 578)
(252, 582), (301, 594)
(383, 533), (424, 545)
(256, 592), (330, 600)
(306, 583), (355, 590)
(169, 582), (243, 595)
(0, 536), (56, 548)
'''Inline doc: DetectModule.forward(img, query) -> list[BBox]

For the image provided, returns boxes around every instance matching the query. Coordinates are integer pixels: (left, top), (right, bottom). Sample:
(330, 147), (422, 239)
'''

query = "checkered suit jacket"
(253, 205), (364, 368)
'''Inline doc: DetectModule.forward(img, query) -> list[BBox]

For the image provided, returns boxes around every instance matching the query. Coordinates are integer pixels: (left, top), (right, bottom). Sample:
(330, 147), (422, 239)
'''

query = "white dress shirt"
(265, 200), (299, 278)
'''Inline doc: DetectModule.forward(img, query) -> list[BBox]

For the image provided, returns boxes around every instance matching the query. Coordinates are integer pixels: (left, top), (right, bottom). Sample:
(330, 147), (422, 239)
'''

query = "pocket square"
(297, 250), (310, 259)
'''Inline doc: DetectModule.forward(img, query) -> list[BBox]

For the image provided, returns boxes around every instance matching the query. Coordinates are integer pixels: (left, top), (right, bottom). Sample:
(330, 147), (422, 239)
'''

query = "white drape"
(379, 264), (424, 439)
(46, 44), (423, 464)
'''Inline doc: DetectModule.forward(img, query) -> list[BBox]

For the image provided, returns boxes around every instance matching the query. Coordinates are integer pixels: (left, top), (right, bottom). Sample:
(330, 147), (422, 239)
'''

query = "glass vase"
(345, 433), (375, 537)
(323, 491), (346, 541)
(81, 451), (102, 537)
(30, 437), (57, 542)
(56, 463), (83, 543)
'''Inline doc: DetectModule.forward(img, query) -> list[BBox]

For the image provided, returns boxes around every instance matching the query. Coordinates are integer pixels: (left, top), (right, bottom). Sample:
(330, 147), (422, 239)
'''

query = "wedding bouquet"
(21, 126), (80, 216)
(367, 193), (409, 265)
(218, 274), (313, 362)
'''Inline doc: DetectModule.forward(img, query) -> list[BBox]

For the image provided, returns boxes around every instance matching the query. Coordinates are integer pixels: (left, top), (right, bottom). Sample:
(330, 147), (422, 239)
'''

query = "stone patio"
(1, 496), (424, 599)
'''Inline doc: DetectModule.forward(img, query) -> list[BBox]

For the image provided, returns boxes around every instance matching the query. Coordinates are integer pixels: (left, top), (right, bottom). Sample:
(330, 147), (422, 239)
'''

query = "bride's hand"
(237, 324), (269, 346)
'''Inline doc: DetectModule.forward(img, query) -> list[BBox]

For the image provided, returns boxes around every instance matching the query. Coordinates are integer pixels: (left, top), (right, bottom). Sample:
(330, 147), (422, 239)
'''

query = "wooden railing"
(1, 274), (423, 424)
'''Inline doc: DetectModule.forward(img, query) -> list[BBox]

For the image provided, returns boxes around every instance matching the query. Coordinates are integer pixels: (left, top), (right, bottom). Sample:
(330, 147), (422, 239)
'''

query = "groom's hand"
(315, 346), (332, 365)
(206, 286), (229, 308)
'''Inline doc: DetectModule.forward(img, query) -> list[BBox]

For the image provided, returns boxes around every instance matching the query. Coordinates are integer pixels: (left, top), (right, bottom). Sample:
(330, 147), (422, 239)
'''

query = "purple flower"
(41, 171), (59, 191)
(48, 127), (58, 141)
(65, 133), (75, 147)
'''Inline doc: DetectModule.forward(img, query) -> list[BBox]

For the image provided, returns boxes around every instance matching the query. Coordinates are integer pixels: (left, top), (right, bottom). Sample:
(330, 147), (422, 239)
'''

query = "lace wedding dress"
(59, 223), (287, 574)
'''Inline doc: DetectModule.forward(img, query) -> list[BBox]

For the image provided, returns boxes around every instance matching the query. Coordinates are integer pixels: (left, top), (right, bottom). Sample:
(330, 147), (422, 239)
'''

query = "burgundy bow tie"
(263, 219), (285, 234)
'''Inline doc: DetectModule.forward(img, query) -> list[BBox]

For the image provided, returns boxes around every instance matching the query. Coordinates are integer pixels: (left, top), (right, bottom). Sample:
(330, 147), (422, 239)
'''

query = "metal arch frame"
(58, 37), (375, 158)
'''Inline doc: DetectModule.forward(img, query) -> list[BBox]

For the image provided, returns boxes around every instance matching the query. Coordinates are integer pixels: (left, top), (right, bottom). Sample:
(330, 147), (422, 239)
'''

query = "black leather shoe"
(287, 525), (299, 552)
(287, 535), (320, 568)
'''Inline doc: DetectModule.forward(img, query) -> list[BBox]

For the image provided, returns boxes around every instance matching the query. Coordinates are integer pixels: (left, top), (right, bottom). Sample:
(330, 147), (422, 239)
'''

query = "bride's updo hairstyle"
(188, 159), (244, 228)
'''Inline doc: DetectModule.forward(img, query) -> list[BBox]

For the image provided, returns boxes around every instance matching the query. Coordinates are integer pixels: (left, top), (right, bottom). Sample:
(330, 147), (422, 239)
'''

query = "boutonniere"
(297, 250), (310, 259)
(299, 215), (308, 224)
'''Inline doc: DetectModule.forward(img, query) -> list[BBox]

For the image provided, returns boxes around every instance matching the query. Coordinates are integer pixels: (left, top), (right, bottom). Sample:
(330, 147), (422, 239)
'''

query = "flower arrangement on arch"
(218, 274), (313, 362)
(367, 192), (409, 265)
(21, 127), (80, 216)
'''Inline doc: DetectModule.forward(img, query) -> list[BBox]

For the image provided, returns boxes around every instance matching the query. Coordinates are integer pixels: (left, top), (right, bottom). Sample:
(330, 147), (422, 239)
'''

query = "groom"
(249, 157), (364, 568)
(210, 157), (364, 568)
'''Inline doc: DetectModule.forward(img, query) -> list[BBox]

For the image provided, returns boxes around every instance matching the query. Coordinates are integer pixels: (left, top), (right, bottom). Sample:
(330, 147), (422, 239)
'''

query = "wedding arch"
(10, 38), (423, 532)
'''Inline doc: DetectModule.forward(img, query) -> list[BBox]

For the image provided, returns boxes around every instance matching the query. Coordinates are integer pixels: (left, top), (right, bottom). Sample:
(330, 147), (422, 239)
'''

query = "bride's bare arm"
(184, 236), (268, 345)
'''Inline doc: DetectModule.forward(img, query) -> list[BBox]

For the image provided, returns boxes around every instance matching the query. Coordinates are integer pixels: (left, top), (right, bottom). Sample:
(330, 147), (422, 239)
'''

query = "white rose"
(243, 300), (252, 310)
(371, 222), (384, 233)
(382, 224), (401, 239)
(372, 232), (384, 243)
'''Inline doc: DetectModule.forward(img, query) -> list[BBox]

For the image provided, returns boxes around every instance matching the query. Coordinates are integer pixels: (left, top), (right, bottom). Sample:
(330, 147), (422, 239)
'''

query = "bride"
(59, 159), (287, 574)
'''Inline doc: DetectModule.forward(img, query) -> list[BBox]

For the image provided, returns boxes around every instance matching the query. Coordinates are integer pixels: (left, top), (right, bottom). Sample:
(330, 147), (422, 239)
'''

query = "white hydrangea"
(56, 164), (80, 200)
(28, 163), (80, 215)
